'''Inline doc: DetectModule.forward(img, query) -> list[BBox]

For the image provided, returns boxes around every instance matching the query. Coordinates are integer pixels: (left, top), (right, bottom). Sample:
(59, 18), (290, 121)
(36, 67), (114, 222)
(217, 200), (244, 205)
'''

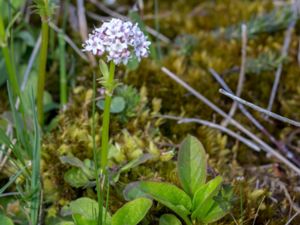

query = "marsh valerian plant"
(124, 135), (233, 225)
(83, 18), (151, 225)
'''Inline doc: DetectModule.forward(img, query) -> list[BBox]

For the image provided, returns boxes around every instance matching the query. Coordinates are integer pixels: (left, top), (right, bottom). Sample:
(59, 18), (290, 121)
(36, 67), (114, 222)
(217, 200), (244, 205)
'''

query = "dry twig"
(161, 66), (300, 175)
(267, 3), (297, 112)
(77, 0), (96, 65)
(219, 89), (300, 127)
(222, 24), (247, 126)
(285, 212), (300, 225)
(209, 68), (300, 167)
(49, 22), (88, 62)
(159, 114), (260, 151)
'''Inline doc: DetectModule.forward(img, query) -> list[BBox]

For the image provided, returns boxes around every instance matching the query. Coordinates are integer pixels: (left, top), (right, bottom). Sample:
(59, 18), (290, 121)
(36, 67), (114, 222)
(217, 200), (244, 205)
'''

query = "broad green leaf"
(178, 135), (207, 196)
(110, 97), (126, 113)
(99, 59), (109, 80)
(69, 197), (111, 225)
(97, 96), (126, 113)
(112, 198), (152, 225)
(159, 214), (182, 225)
(191, 176), (223, 220)
(0, 214), (14, 225)
(200, 202), (228, 224)
(64, 168), (89, 188)
(72, 214), (96, 225)
(124, 181), (192, 220)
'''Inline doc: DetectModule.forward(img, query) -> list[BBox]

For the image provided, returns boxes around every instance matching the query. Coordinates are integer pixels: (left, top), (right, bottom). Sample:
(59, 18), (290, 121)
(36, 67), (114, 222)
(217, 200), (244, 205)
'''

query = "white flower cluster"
(83, 18), (151, 65)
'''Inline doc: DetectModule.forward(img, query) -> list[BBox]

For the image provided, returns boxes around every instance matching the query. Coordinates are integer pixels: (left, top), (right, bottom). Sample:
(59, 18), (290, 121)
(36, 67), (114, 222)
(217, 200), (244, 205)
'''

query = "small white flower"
(83, 18), (151, 65)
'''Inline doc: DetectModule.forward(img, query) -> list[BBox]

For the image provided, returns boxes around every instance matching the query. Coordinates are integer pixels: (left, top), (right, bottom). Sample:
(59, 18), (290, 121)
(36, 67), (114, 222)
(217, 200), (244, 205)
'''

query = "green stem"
(92, 73), (102, 225)
(100, 61), (115, 171)
(0, 13), (20, 98)
(58, 33), (67, 108)
(37, 19), (49, 125)
(58, 0), (69, 109)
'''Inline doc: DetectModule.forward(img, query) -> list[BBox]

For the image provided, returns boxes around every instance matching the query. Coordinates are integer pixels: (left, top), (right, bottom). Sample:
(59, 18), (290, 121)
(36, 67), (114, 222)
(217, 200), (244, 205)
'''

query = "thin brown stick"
(252, 196), (266, 225)
(220, 89), (300, 127)
(49, 22), (88, 62)
(278, 181), (300, 214)
(222, 24), (247, 127)
(161, 66), (300, 175)
(285, 212), (300, 225)
(267, 4), (297, 112)
(209, 68), (300, 167)
(159, 114), (260, 151)
(77, 0), (96, 65)
(86, 11), (110, 22)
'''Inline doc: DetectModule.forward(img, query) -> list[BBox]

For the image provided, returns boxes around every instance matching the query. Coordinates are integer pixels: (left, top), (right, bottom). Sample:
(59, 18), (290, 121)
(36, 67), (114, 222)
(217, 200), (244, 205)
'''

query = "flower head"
(83, 18), (151, 65)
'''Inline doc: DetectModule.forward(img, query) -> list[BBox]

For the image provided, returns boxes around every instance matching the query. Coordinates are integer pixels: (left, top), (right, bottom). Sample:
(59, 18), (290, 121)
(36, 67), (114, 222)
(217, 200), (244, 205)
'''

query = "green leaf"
(177, 135), (207, 196)
(72, 215), (96, 225)
(69, 197), (111, 225)
(124, 181), (192, 222)
(201, 201), (228, 224)
(112, 198), (152, 225)
(110, 97), (126, 113)
(97, 96), (126, 113)
(64, 168), (89, 188)
(99, 59), (109, 80)
(191, 176), (223, 220)
(159, 214), (182, 225)
(0, 214), (14, 225)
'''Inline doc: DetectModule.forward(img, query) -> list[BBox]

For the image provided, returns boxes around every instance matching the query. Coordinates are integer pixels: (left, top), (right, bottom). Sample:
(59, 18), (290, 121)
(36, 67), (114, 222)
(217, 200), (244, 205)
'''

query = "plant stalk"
(37, 19), (49, 125)
(100, 61), (115, 171)
(58, 33), (67, 108)
(92, 73), (102, 225)
(58, 0), (69, 109)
